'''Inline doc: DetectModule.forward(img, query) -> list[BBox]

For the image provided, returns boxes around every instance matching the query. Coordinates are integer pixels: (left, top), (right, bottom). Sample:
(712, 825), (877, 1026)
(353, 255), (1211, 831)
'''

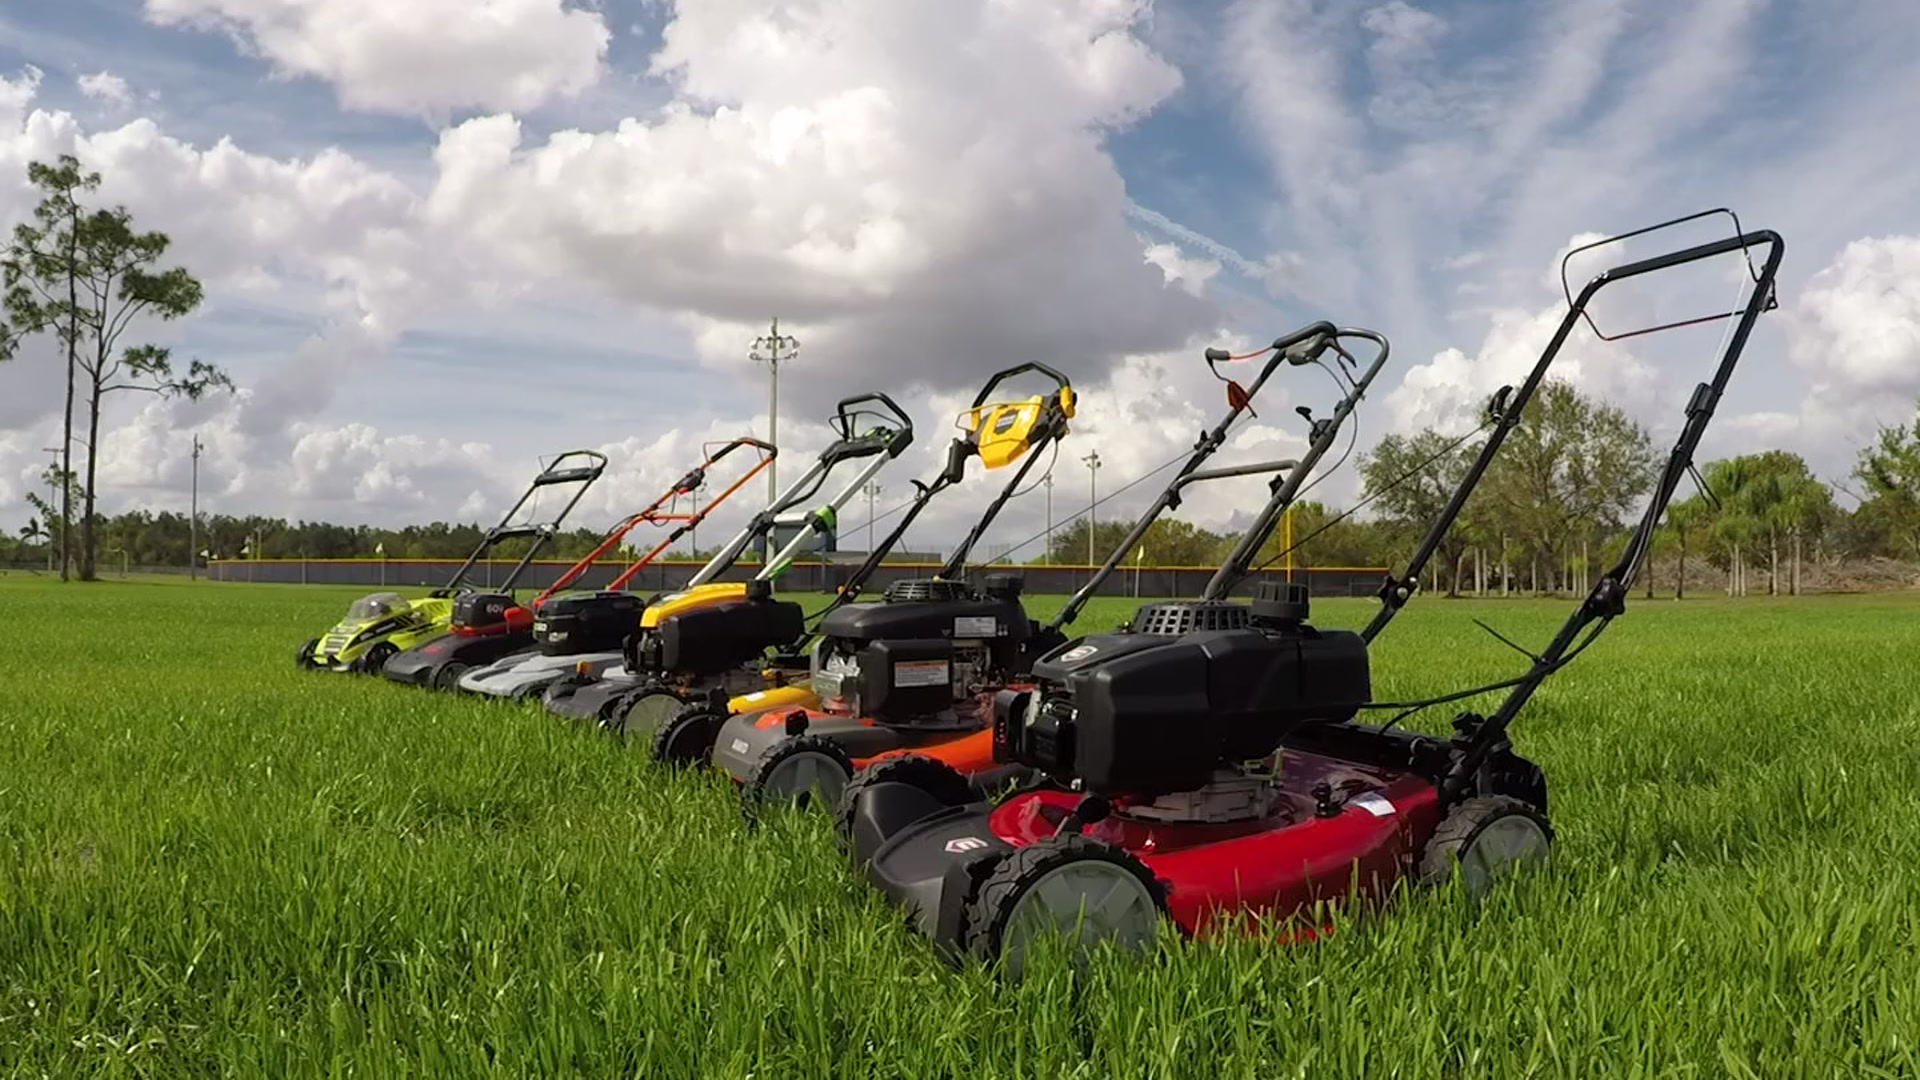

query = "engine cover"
(853, 638), (956, 723)
(1009, 622), (1371, 795)
(656, 595), (806, 678)
(533, 590), (646, 655)
(815, 590), (1030, 671)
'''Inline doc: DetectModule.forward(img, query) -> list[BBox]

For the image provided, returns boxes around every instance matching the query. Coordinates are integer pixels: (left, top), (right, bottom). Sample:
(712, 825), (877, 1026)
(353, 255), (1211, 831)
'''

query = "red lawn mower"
(838, 213), (1784, 974)
(715, 322), (1391, 818)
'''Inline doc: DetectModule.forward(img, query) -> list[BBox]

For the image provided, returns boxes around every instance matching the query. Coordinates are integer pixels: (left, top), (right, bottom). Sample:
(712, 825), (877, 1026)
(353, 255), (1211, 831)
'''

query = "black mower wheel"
(1417, 795), (1554, 897)
(432, 662), (470, 692)
(651, 704), (723, 766)
(295, 638), (319, 669)
(962, 833), (1165, 978)
(832, 754), (975, 854)
(741, 735), (855, 821)
(604, 688), (683, 739)
(355, 642), (398, 675)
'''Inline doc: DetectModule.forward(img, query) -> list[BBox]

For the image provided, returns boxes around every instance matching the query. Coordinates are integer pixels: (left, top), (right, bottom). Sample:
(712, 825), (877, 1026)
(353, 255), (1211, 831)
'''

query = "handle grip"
(834, 391), (915, 437)
(969, 362), (1072, 408)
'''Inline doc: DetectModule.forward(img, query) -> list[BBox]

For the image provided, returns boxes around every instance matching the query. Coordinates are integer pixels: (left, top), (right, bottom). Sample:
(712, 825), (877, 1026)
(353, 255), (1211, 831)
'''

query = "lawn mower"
(377, 437), (774, 691)
(838, 212), (1784, 974)
(648, 362), (1083, 782)
(585, 364), (1079, 744)
(294, 450), (608, 674)
(457, 393), (916, 705)
(713, 324), (1391, 818)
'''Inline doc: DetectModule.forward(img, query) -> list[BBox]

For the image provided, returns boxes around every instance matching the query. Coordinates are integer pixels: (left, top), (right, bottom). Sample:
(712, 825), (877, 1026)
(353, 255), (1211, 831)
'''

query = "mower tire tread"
(962, 833), (1165, 967)
(1417, 794), (1554, 891)
(651, 704), (723, 767)
(833, 754), (975, 853)
(741, 734), (855, 822)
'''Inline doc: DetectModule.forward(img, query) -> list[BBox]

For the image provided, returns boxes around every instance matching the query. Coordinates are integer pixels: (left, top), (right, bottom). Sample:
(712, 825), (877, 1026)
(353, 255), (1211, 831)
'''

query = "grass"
(2, 575), (1919, 1077)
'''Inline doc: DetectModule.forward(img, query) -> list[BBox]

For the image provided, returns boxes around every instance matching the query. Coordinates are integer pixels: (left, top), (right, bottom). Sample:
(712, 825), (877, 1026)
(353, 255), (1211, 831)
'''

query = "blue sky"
(2, 0), (1917, 556)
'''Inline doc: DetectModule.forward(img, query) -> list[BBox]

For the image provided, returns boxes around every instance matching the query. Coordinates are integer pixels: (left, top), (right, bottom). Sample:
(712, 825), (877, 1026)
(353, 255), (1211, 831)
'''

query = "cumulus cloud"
(76, 71), (132, 107)
(424, 0), (1211, 407)
(1789, 235), (1920, 399)
(142, 0), (611, 115)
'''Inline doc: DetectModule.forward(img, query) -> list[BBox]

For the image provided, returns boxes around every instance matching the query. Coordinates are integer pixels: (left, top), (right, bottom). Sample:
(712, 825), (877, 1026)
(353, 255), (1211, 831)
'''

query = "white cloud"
(1789, 235), (1920, 399)
(142, 0), (612, 115)
(425, 0), (1209, 405)
(77, 71), (132, 107)
(1142, 242), (1220, 298)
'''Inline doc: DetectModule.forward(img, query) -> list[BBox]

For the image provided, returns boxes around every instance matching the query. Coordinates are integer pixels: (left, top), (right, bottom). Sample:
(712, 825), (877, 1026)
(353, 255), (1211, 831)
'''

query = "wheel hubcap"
(1001, 861), (1158, 976)
(759, 751), (849, 807)
(1458, 815), (1551, 896)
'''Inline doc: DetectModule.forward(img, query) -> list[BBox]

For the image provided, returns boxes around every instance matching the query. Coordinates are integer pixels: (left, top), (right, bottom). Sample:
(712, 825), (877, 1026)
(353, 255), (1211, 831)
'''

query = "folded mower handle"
(835, 392), (915, 439)
(969, 362), (1072, 409)
(533, 449), (610, 486)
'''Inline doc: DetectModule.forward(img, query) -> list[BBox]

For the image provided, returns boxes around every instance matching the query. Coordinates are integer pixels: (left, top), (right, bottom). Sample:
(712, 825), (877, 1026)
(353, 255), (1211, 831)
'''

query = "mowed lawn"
(2, 574), (1918, 1078)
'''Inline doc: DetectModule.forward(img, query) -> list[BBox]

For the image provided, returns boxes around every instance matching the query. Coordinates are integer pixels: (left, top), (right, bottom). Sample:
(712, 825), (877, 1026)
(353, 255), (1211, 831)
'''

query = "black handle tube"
(1203, 329), (1392, 601)
(939, 416), (1068, 580)
(968, 362), (1073, 409)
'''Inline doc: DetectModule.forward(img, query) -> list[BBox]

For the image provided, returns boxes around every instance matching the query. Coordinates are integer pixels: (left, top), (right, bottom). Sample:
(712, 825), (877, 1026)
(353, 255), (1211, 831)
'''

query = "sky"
(1, 0), (1917, 563)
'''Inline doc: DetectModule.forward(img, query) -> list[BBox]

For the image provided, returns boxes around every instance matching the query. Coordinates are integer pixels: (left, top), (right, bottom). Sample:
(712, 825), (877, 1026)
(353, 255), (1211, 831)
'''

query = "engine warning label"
(953, 616), (999, 637)
(893, 659), (951, 688)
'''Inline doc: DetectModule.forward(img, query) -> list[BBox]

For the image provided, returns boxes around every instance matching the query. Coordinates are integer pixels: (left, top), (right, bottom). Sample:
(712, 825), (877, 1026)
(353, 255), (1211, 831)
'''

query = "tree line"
(11, 380), (1920, 598)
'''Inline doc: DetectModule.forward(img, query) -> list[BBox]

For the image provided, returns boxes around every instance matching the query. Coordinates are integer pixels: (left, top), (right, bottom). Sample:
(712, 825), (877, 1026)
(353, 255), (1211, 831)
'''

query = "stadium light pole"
(1042, 471), (1053, 566)
(189, 435), (203, 580)
(1082, 450), (1101, 568)
(750, 317), (800, 508)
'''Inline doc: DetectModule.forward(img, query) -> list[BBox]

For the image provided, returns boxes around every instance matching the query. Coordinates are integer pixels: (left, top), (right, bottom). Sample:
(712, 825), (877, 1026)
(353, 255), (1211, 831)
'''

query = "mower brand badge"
(1059, 644), (1099, 663)
(953, 616), (998, 638)
(945, 836), (989, 853)
(894, 660), (950, 688)
(1350, 793), (1395, 817)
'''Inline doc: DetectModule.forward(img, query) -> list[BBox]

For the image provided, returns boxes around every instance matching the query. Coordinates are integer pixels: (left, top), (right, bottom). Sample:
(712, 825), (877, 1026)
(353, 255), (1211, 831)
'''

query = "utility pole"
(40, 445), (59, 573)
(1082, 450), (1101, 567)
(863, 481), (881, 554)
(190, 435), (203, 580)
(750, 317), (800, 508)
(1043, 472), (1054, 565)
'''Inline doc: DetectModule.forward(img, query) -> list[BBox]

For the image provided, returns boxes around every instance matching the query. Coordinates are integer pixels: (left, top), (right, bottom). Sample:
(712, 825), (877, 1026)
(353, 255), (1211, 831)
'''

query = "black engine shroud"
(626, 584), (807, 681)
(814, 575), (1035, 725)
(533, 590), (648, 655)
(995, 584), (1371, 794)
(451, 591), (517, 632)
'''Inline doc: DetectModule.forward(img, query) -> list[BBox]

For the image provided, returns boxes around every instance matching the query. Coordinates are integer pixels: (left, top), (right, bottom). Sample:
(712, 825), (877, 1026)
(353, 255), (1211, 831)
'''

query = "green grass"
(3, 576), (1919, 1077)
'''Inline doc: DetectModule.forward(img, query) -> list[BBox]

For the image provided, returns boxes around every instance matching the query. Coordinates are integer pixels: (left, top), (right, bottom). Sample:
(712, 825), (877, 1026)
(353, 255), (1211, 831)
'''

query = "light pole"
(41, 445), (60, 576)
(1082, 450), (1101, 567)
(863, 481), (881, 554)
(1042, 472), (1054, 566)
(189, 435), (203, 580)
(750, 317), (800, 508)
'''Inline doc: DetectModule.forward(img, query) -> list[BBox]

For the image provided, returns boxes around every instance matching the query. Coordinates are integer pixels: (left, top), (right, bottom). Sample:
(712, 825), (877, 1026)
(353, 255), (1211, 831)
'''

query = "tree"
(1357, 429), (1479, 593)
(1481, 380), (1657, 595)
(1854, 407), (1920, 560)
(2, 155), (98, 581)
(3, 154), (230, 580)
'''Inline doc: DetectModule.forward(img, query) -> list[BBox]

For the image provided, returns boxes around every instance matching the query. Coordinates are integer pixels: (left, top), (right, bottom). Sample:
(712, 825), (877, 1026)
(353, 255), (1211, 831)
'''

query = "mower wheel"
(963, 833), (1164, 978)
(356, 642), (398, 675)
(432, 662), (470, 692)
(833, 754), (975, 854)
(651, 704), (723, 766)
(295, 638), (319, 669)
(1417, 795), (1554, 897)
(605, 688), (682, 739)
(741, 735), (854, 820)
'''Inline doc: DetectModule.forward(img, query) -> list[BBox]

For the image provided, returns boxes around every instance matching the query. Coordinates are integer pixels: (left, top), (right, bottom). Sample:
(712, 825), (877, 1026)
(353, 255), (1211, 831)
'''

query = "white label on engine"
(1350, 792), (1395, 817)
(730, 738), (750, 755)
(953, 616), (998, 637)
(894, 659), (951, 688)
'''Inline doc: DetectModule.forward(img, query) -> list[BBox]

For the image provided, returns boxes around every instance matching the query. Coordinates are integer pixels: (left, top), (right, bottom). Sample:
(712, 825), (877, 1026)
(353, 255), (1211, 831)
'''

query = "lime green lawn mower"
(294, 450), (608, 673)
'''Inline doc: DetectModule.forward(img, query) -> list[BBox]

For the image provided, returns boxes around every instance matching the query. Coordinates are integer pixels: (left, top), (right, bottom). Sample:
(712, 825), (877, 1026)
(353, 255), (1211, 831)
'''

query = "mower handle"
(969, 362), (1072, 409)
(834, 392), (915, 442)
(532, 449), (610, 486)
(706, 436), (776, 461)
(1167, 459), (1298, 501)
